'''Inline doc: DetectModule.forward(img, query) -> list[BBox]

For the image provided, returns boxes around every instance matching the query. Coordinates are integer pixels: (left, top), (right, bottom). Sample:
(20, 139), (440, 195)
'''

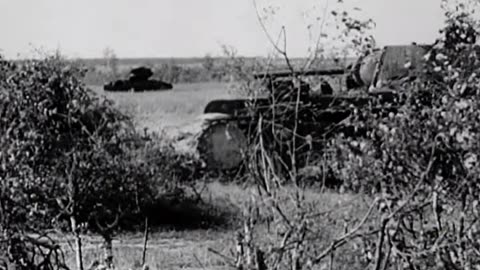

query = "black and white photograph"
(1, 0), (480, 269)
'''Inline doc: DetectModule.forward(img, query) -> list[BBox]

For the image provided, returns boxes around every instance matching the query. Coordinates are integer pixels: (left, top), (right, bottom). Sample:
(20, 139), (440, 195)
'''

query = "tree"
(0, 54), (177, 270)
(202, 54), (215, 73)
(103, 47), (119, 81)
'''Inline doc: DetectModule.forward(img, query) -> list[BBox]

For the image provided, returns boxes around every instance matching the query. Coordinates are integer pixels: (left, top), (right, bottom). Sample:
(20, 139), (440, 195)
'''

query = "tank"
(197, 44), (429, 171)
(104, 66), (173, 92)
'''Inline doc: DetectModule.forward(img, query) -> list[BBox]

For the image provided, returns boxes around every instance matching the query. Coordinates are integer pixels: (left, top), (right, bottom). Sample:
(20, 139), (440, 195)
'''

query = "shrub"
(0, 54), (200, 269)
(329, 7), (480, 269)
(208, 2), (480, 270)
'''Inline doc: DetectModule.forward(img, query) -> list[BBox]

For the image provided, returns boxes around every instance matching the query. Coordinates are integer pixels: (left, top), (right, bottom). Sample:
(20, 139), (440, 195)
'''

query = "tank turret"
(104, 66), (173, 92)
(346, 44), (430, 90)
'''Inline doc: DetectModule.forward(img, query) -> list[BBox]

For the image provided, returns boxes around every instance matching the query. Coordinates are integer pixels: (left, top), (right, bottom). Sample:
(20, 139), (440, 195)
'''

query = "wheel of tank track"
(197, 119), (248, 176)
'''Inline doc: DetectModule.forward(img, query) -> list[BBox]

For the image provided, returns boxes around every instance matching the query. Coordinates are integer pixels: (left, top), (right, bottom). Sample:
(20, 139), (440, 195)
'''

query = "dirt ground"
(63, 230), (233, 270)
(62, 181), (248, 270)
(61, 180), (362, 270)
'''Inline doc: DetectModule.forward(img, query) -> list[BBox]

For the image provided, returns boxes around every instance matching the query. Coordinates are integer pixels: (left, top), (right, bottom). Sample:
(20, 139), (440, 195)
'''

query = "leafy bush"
(328, 8), (480, 269)
(209, 2), (480, 270)
(0, 54), (200, 269)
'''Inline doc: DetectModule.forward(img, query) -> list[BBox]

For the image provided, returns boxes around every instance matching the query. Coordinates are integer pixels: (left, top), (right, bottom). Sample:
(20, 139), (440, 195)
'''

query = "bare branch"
(312, 198), (379, 264)
(252, 0), (295, 72)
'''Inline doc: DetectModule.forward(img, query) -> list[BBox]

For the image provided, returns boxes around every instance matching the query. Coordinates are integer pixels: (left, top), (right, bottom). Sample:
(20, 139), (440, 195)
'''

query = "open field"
(91, 82), (242, 136)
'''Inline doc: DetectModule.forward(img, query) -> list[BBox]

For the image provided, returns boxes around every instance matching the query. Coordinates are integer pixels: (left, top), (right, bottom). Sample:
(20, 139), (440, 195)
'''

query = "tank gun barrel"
(253, 68), (346, 79)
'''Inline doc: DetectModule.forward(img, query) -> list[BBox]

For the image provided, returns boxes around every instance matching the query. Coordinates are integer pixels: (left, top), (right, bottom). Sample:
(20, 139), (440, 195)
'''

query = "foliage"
(0, 54), (200, 269)
(327, 5), (480, 269)
(204, 2), (380, 270)
(208, 1), (480, 270)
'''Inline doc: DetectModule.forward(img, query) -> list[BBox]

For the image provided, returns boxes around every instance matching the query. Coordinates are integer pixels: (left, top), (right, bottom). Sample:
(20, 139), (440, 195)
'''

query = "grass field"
(91, 82), (242, 136)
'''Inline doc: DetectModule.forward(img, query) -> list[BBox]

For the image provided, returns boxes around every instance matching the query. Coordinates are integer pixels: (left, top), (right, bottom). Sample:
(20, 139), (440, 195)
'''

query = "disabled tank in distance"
(104, 66), (173, 92)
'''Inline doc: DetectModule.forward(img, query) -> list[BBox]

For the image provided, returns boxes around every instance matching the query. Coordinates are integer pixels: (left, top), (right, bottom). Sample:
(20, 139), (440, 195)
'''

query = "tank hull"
(103, 79), (173, 92)
(197, 45), (425, 171)
(104, 66), (173, 92)
(197, 94), (390, 170)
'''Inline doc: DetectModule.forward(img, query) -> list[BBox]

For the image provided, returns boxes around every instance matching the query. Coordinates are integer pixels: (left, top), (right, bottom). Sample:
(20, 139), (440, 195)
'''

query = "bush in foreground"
(209, 2), (480, 270)
(329, 8), (480, 269)
(0, 55), (200, 270)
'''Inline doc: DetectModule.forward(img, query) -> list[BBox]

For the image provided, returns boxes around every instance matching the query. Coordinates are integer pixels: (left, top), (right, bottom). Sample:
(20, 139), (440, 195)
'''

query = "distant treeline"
(81, 56), (254, 85)
(79, 56), (353, 86)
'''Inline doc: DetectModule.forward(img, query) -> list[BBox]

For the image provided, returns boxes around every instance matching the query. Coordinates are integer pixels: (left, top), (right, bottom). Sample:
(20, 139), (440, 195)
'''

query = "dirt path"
(63, 230), (234, 270)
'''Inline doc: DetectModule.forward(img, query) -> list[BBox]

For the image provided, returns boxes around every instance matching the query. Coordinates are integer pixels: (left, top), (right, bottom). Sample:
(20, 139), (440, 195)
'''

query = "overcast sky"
(0, 0), (446, 59)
